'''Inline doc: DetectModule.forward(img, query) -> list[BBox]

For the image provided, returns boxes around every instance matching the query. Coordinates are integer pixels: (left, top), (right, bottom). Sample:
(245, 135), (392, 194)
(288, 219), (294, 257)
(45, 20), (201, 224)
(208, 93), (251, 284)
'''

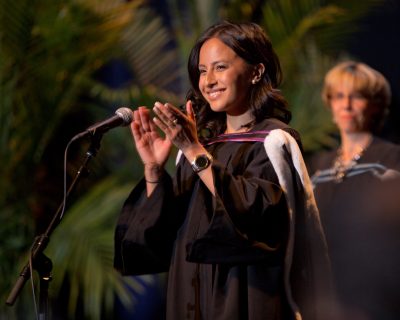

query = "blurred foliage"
(46, 177), (141, 319)
(0, 0), (180, 318)
(259, 0), (384, 151)
(0, 0), (387, 318)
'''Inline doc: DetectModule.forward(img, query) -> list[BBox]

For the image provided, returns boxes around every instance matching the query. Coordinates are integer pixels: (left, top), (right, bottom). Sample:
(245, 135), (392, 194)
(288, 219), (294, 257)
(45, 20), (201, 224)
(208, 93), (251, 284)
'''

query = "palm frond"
(285, 43), (340, 151)
(46, 176), (143, 319)
(120, 7), (182, 91)
(0, 0), (152, 317)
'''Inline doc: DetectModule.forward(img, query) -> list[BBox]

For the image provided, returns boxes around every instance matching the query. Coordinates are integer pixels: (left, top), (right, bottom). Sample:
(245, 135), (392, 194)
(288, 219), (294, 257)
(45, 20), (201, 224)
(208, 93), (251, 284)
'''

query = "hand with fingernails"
(152, 100), (200, 153)
(130, 100), (206, 185)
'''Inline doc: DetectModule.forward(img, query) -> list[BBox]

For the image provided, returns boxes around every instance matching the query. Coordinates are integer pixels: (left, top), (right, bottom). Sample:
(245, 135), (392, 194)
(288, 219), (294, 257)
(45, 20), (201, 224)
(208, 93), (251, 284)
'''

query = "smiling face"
(198, 38), (255, 116)
(329, 84), (371, 134)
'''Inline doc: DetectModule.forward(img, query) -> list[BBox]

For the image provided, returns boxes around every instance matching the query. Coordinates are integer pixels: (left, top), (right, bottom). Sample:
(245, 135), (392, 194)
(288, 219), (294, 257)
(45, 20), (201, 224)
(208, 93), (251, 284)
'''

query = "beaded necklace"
(333, 138), (372, 183)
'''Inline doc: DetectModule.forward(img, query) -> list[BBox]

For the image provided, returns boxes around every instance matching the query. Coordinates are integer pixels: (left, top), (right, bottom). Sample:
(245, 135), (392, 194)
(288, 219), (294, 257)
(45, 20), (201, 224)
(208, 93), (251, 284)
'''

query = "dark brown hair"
(187, 21), (291, 138)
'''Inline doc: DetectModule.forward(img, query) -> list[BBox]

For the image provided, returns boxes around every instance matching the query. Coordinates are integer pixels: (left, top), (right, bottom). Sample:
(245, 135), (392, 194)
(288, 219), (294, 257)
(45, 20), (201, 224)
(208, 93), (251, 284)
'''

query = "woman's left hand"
(152, 100), (200, 152)
(154, 100), (215, 195)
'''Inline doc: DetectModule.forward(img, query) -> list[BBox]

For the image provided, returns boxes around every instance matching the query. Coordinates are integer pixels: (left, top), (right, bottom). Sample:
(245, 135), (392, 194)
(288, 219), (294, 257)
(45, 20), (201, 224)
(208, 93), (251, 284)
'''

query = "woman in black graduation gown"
(309, 61), (400, 320)
(115, 21), (333, 320)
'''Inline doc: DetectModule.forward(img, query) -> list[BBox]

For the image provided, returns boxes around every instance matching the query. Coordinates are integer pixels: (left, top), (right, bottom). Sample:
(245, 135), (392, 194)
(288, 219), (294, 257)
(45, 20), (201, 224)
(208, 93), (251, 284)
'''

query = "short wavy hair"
(322, 61), (391, 132)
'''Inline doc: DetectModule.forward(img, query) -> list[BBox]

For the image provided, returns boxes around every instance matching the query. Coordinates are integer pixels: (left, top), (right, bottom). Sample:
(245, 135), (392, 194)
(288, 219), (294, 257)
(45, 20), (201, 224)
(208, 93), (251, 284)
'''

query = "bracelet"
(145, 179), (162, 184)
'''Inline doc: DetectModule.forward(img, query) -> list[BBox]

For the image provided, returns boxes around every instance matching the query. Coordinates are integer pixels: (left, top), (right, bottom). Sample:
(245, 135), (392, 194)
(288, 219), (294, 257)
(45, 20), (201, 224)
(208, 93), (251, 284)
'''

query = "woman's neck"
(340, 132), (373, 163)
(225, 111), (255, 134)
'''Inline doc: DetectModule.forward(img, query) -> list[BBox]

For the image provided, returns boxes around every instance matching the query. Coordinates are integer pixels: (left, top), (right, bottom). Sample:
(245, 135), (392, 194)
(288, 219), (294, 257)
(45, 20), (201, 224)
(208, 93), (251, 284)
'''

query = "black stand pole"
(37, 252), (52, 320)
(5, 132), (103, 318)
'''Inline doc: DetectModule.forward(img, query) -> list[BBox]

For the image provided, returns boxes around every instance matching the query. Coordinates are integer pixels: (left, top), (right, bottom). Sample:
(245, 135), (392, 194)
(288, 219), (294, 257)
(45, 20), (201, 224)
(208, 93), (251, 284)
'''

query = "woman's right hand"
(130, 106), (172, 181)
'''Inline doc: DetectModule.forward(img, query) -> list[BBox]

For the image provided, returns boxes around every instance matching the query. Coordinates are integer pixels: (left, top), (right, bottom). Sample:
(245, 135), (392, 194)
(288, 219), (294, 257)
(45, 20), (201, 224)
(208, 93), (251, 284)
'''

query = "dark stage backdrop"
(347, 0), (400, 143)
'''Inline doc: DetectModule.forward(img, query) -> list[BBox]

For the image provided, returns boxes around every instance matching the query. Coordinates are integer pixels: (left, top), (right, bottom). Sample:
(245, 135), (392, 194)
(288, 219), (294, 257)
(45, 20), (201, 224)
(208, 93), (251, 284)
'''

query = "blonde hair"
(322, 61), (391, 131)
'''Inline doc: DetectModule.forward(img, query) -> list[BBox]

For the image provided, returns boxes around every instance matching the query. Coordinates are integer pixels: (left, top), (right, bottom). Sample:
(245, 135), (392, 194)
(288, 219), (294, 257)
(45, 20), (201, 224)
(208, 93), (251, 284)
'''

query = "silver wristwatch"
(191, 153), (213, 173)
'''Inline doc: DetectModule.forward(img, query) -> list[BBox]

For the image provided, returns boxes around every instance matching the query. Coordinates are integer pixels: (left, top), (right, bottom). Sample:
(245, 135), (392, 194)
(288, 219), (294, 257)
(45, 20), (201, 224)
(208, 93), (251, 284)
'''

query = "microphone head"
(115, 107), (133, 126)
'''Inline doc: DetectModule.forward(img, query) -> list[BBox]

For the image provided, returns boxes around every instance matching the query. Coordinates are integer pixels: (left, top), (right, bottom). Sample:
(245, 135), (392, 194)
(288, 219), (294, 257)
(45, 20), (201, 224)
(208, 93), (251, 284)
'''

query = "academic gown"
(115, 118), (332, 320)
(309, 137), (400, 320)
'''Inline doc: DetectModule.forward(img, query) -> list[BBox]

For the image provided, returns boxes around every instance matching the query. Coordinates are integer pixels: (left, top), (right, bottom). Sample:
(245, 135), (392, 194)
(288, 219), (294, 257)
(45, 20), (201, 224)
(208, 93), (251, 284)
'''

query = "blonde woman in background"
(309, 61), (400, 320)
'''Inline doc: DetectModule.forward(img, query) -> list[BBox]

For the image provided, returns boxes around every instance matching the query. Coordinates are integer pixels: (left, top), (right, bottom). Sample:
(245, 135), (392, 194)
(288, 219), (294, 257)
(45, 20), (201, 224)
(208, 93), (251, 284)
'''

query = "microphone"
(73, 107), (133, 140)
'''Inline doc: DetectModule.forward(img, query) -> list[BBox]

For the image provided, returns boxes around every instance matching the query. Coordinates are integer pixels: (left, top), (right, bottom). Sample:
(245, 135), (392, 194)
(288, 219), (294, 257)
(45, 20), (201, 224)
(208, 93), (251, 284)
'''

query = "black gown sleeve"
(114, 173), (186, 275)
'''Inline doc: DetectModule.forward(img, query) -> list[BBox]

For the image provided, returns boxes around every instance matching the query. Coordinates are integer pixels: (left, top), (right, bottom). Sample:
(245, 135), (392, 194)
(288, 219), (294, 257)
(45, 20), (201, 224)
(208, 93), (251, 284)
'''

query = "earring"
(252, 79), (257, 84)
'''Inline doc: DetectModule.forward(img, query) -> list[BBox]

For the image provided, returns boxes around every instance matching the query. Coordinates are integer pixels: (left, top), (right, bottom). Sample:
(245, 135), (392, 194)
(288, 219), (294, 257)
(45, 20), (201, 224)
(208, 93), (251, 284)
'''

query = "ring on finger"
(172, 118), (178, 126)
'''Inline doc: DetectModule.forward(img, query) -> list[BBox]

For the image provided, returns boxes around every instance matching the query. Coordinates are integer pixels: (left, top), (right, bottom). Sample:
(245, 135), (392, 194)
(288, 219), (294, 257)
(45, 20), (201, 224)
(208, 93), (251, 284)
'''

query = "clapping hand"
(130, 106), (172, 171)
(152, 100), (199, 153)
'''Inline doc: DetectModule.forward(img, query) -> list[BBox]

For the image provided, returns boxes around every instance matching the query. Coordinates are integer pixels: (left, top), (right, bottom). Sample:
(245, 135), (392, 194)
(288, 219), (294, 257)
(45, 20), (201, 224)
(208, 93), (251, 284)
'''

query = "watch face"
(195, 155), (209, 168)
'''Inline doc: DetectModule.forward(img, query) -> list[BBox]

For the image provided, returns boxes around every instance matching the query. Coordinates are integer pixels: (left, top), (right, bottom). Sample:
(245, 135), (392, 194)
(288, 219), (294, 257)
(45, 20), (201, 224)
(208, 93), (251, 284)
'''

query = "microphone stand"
(6, 132), (103, 319)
